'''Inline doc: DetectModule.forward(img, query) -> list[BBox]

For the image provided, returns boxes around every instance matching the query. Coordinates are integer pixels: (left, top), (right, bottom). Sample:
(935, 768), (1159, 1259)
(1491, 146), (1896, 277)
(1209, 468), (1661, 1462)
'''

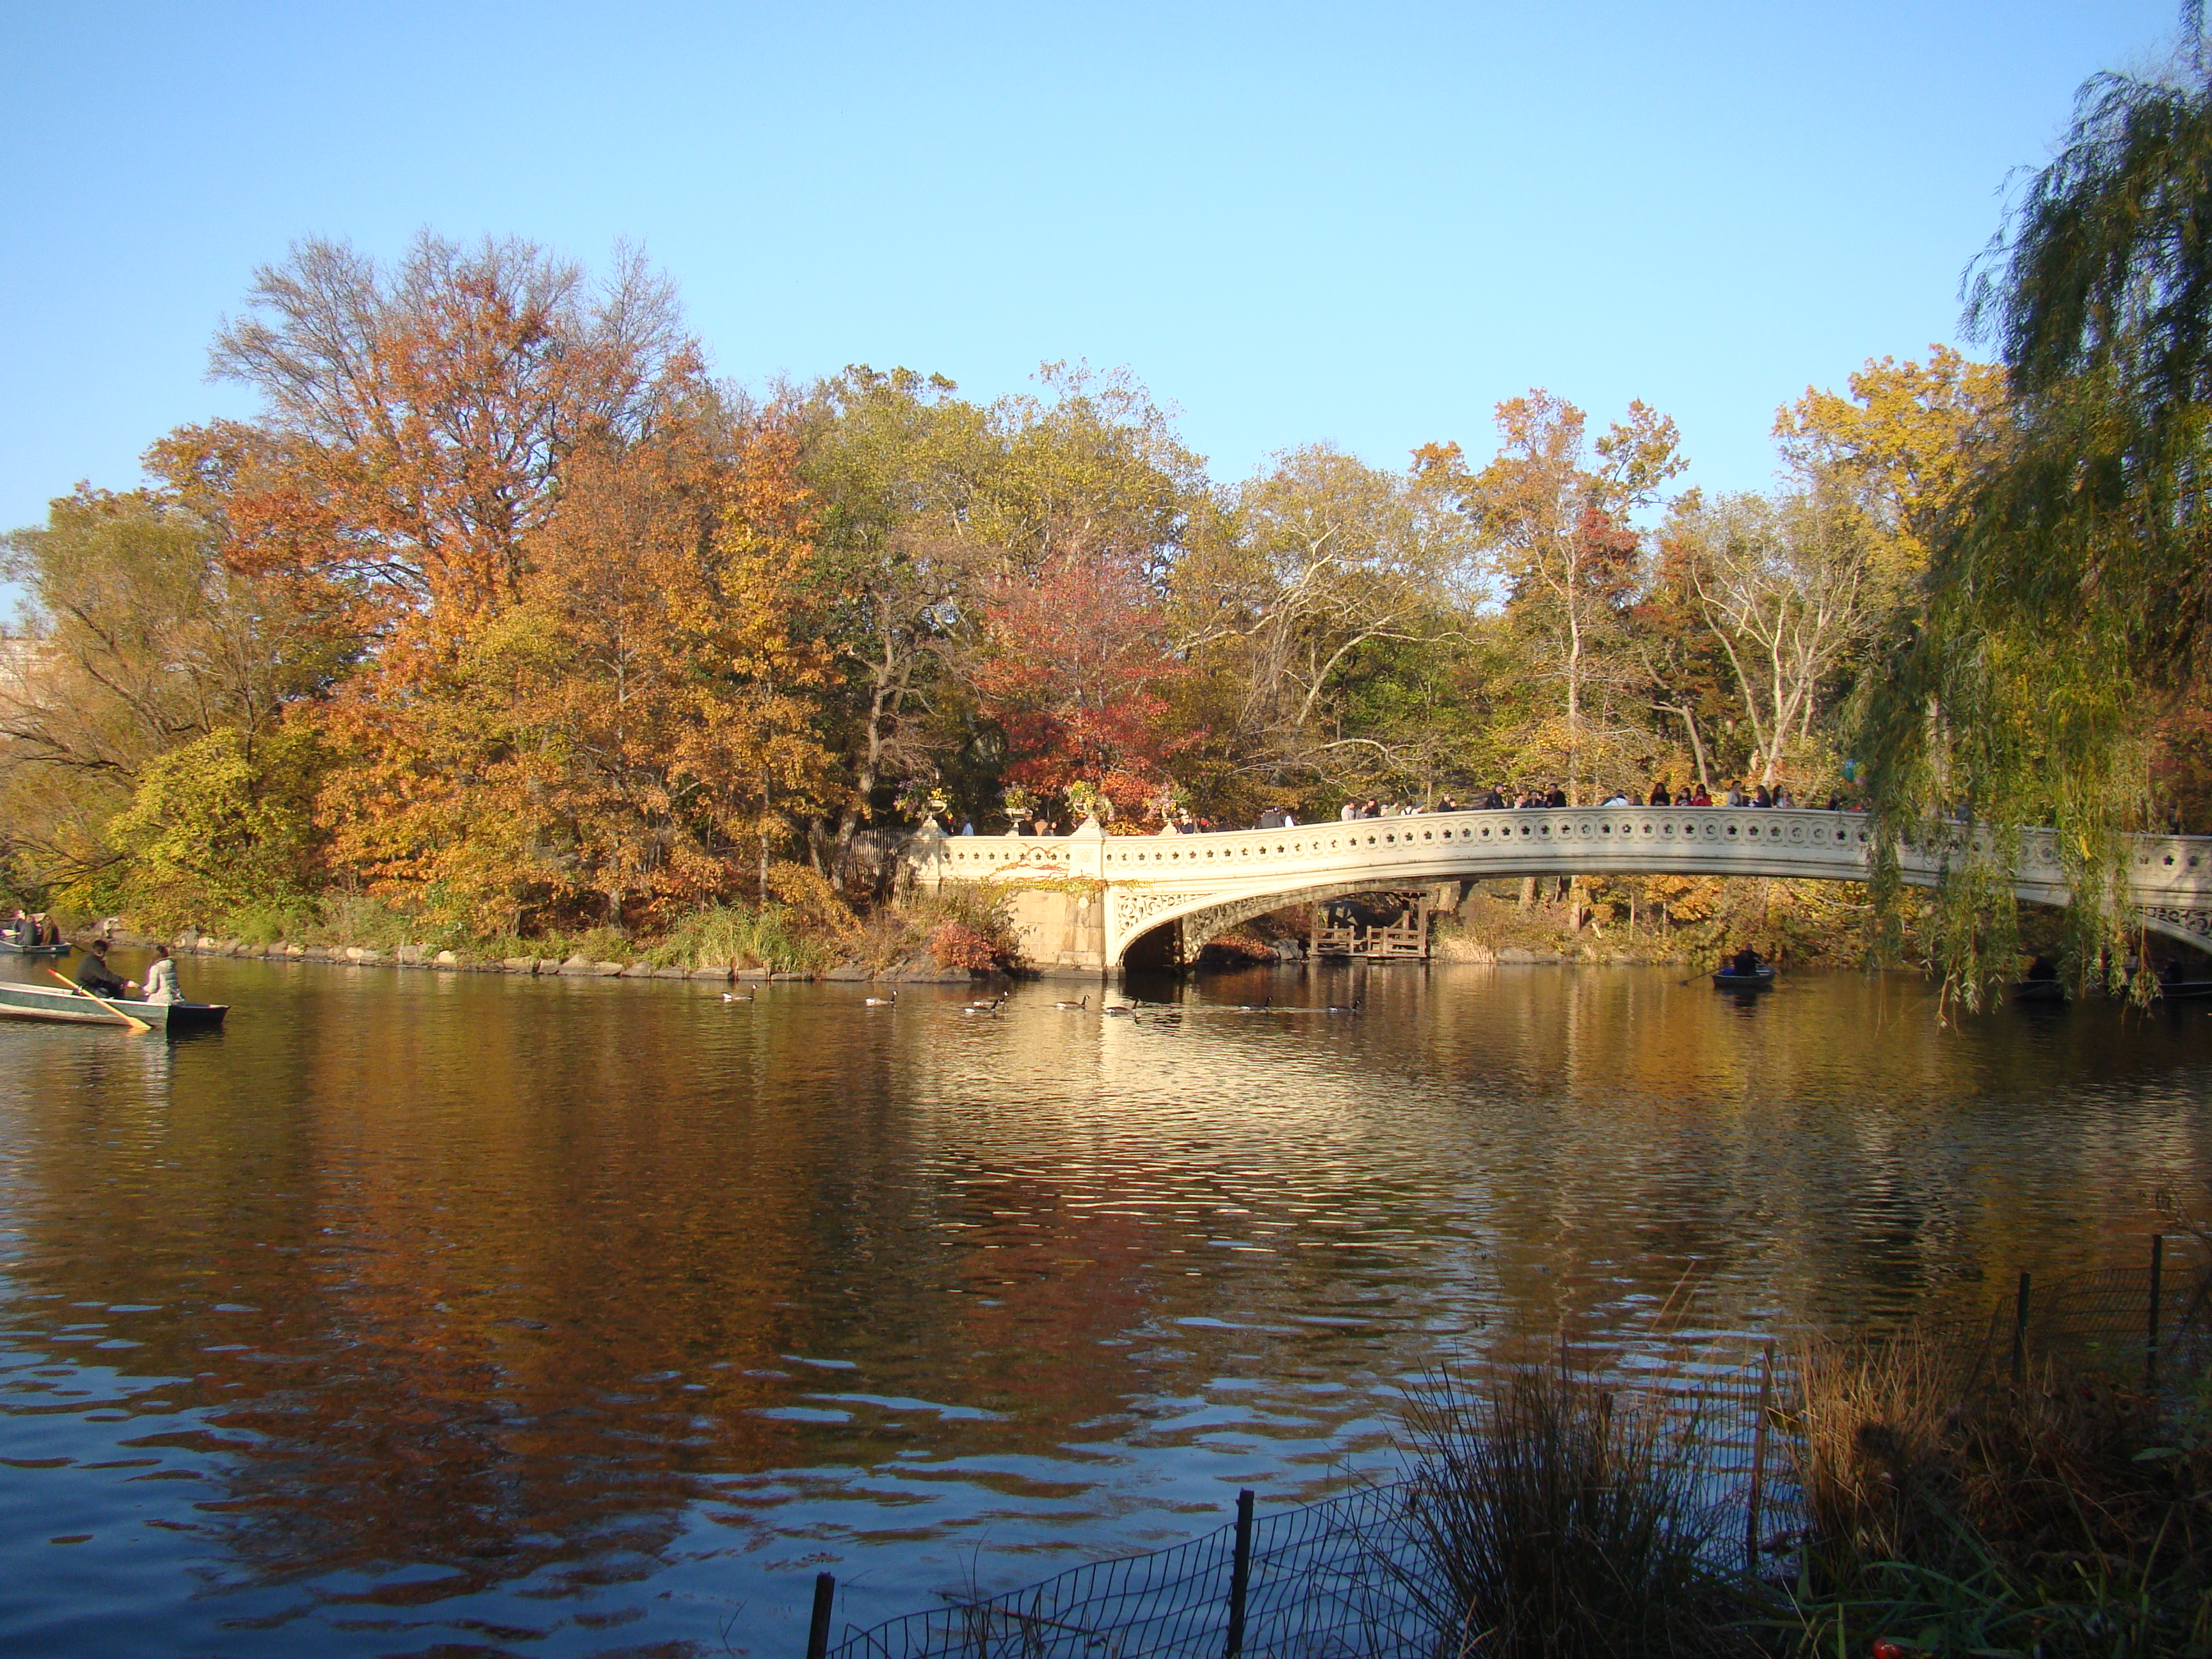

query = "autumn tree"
(1774, 346), (2008, 591)
(1630, 527), (1737, 792)
(315, 399), (836, 934)
(939, 367), (1203, 822)
(1445, 393), (1685, 802)
(186, 232), (693, 642)
(0, 487), (345, 913)
(797, 367), (998, 847)
(1170, 443), (1478, 813)
(1669, 486), (1879, 789)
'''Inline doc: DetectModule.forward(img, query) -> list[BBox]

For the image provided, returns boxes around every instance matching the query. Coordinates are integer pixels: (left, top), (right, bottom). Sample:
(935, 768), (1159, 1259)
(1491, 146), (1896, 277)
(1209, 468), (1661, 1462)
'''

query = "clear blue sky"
(0, 1), (2183, 534)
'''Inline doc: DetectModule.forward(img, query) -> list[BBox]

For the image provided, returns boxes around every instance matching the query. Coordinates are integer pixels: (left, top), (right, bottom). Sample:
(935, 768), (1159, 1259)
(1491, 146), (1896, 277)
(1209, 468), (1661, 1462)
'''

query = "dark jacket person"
(76, 940), (136, 999)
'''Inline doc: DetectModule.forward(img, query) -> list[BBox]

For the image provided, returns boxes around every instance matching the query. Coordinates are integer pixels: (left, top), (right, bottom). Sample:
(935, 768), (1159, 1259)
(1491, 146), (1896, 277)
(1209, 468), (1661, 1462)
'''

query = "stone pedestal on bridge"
(1001, 885), (1107, 974)
(907, 818), (1110, 974)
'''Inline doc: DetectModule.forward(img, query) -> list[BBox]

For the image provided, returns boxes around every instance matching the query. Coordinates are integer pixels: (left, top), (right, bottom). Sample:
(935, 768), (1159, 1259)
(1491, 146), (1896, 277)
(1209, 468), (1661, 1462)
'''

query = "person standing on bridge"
(1648, 779), (1671, 806)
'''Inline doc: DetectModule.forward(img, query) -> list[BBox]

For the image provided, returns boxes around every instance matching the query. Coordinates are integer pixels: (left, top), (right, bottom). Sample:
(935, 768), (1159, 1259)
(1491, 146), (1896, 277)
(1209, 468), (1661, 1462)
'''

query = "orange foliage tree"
(152, 236), (835, 933)
(310, 405), (836, 934)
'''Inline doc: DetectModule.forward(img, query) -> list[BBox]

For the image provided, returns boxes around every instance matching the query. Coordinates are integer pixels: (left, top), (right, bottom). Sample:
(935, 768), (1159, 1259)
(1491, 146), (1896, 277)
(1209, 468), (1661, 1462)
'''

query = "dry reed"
(1386, 1363), (1753, 1658)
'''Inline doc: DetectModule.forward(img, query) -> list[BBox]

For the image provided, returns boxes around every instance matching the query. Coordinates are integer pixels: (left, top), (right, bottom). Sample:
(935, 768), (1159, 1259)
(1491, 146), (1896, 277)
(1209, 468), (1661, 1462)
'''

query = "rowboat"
(0, 940), (71, 957)
(2013, 979), (2069, 1004)
(0, 981), (227, 1031)
(1711, 967), (1777, 990)
(2152, 979), (2212, 1001)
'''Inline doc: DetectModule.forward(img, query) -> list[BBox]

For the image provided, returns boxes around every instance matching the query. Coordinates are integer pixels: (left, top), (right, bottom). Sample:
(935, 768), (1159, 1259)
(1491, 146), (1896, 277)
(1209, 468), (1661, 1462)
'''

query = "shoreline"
(88, 930), (1874, 984)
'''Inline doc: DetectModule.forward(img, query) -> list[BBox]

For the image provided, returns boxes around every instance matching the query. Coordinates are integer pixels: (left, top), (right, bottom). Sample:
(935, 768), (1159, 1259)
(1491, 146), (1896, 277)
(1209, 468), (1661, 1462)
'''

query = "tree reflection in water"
(1, 959), (2204, 1653)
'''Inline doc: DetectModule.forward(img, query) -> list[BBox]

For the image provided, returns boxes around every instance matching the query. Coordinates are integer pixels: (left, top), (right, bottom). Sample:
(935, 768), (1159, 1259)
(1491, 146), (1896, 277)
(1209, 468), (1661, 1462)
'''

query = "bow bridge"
(903, 806), (2212, 972)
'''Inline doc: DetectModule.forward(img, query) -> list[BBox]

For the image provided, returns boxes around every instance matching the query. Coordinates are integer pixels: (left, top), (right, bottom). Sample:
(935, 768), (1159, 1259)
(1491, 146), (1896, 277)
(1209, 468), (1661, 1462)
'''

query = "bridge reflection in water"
(910, 808), (2212, 968)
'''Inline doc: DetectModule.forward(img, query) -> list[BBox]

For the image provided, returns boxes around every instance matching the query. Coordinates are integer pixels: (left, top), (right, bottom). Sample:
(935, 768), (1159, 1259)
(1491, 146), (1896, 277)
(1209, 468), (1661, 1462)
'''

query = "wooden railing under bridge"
(901, 807), (2212, 971)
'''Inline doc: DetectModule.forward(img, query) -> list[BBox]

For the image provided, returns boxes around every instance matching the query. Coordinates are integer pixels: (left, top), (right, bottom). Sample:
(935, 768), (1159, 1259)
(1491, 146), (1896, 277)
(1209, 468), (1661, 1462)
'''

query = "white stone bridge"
(904, 806), (2212, 972)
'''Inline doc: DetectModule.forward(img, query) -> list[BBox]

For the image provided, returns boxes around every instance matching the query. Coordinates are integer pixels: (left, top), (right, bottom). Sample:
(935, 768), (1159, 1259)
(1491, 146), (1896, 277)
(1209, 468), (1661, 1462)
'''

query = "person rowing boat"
(1712, 944), (1777, 990)
(76, 940), (139, 1000)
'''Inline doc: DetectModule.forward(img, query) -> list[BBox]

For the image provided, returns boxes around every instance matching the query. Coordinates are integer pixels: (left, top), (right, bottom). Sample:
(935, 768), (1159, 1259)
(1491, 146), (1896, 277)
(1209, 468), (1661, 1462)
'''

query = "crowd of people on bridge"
(941, 776), (1869, 837)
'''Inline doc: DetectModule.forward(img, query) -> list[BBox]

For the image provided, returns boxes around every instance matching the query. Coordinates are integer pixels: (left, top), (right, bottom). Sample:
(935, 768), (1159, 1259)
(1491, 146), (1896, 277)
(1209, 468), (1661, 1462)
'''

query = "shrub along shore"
(137, 928), (979, 984)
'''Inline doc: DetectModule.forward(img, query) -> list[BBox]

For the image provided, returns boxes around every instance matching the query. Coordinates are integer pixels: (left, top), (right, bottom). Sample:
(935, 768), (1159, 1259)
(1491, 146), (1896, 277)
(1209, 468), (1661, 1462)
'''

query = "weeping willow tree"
(1862, 23), (2212, 1004)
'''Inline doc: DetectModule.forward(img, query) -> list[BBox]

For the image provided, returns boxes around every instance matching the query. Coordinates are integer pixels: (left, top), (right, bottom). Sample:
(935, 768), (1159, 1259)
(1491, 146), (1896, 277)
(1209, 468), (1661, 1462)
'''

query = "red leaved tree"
(970, 535), (1188, 821)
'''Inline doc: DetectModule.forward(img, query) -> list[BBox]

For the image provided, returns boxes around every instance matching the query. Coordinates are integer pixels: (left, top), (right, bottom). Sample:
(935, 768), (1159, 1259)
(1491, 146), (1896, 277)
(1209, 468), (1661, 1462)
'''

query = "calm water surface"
(1, 957), (2206, 1655)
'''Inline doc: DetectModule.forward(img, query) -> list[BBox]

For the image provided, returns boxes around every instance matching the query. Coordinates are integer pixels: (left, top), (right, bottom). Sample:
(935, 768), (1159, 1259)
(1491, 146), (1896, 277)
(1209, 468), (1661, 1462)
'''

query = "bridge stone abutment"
(902, 808), (2212, 972)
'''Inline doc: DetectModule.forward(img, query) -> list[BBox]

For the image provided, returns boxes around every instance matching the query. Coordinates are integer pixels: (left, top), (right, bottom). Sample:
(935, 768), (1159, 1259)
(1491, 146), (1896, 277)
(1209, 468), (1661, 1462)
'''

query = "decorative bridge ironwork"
(904, 807), (2212, 970)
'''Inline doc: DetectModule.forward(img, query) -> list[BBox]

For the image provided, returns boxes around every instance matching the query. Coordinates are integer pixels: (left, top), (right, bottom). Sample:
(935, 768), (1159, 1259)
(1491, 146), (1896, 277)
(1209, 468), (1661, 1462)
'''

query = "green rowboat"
(0, 981), (227, 1031)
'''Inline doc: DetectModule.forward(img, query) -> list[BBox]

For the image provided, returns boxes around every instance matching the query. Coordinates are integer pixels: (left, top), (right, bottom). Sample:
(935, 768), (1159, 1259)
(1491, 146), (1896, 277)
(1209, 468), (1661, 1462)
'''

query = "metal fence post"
(806, 1572), (835, 1659)
(1224, 1489), (1254, 1659)
(2010, 1270), (2032, 1383)
(1745, 1343), (1774, 1579)
(2147, 1233), (2165, 1393)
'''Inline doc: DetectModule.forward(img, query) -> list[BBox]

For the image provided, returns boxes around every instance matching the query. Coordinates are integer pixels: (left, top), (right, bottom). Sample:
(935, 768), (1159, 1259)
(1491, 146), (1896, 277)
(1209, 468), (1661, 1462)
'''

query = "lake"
(1, 955), (2204, 1655)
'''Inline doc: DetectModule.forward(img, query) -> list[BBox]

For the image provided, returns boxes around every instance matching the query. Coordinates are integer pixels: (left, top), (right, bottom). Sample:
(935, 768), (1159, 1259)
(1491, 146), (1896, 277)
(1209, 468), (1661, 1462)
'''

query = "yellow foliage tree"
(1773, 345), (2008, 590)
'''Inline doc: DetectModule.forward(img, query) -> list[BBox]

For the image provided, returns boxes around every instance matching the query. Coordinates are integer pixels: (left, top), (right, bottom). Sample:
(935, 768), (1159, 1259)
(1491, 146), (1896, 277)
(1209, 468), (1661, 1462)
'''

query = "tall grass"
(193, 891), (841, 971)
(643, 904), (833, 974)
(154, 855), (1022, 975)
(1386, 1365), (1752, 1658)
(1783, 1329), (2212, 1657)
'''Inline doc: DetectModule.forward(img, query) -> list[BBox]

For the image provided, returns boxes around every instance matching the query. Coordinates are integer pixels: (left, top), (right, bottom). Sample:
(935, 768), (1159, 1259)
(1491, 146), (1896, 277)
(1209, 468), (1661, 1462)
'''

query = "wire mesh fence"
(824, 1482), (1423, 1659)
(817, 1237), (2212, 1659)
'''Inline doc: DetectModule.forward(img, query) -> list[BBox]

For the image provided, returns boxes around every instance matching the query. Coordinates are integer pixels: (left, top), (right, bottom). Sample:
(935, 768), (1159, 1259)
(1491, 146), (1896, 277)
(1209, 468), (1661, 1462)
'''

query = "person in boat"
(36, 915), (59, 947)
(1728, 945), (1762, 977)
(2025, 954), (2059, 982)
(76, 940), (138, 1000)
(7, 908), (32, 947)
(142, 945), (179, 1006)
(2160, 956), (2184, 988)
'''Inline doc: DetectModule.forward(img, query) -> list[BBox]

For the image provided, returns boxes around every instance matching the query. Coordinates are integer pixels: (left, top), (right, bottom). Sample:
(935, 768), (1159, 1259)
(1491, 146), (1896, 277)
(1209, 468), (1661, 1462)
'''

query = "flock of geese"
(720, 988), (1361, 1017)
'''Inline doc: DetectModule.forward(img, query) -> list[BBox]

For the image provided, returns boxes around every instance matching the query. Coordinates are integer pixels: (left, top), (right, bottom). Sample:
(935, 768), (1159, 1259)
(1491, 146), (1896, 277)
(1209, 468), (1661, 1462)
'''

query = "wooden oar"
(46, 966), (152, 1034)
